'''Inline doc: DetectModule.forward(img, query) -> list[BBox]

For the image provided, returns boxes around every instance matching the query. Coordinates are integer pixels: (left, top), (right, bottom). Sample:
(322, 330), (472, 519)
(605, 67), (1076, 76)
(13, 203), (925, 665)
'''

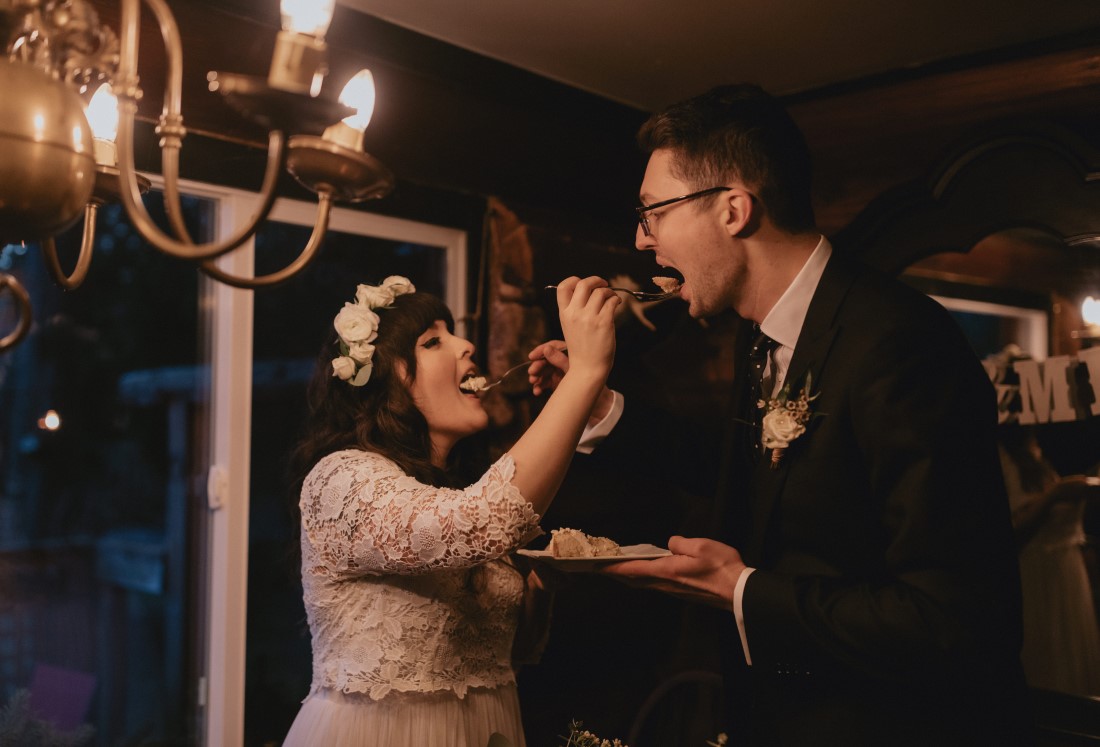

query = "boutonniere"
(758, 371), (821, 469)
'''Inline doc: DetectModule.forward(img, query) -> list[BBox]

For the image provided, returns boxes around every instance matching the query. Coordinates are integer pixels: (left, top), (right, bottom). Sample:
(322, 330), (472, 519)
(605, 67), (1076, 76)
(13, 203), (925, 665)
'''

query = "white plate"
(517, 543), (670, 572)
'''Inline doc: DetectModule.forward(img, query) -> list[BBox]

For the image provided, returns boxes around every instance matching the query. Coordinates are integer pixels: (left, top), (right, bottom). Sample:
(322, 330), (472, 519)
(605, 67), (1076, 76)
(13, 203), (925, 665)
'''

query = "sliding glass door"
(0, 182), (468, 746)
(0, 193), (210, 745)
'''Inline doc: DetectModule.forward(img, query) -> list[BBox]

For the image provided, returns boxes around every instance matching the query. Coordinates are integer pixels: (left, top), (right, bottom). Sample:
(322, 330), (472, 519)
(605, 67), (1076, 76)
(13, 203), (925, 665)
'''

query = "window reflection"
(0, 193), (209, 745)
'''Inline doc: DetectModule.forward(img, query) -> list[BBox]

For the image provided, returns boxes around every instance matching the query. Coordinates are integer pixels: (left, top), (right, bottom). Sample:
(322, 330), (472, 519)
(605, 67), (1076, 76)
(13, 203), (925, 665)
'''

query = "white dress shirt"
(576, 390), (624, 454)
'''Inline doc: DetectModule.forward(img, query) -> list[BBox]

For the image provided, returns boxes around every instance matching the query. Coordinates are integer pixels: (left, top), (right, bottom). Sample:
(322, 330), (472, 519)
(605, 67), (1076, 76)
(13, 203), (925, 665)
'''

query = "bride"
(282, 275), (619, 746)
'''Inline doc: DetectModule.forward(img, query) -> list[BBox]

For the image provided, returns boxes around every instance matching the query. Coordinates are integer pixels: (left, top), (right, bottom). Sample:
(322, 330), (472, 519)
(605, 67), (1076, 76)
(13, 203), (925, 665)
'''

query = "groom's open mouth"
(653, 264), (683, 282)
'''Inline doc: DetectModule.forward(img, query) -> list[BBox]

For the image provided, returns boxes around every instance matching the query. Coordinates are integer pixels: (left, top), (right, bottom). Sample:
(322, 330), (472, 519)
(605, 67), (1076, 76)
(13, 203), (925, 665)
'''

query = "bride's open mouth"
(459, 372), (488, 394)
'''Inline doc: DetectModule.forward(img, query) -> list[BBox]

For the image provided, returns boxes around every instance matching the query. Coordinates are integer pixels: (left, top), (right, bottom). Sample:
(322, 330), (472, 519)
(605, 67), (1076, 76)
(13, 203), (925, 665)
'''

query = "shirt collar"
(759, 235), (831, 350)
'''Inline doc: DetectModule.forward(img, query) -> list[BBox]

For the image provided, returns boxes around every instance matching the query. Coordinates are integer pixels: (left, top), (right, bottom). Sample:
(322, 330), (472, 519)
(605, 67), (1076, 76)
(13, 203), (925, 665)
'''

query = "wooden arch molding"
(833, 123), (1100, 276)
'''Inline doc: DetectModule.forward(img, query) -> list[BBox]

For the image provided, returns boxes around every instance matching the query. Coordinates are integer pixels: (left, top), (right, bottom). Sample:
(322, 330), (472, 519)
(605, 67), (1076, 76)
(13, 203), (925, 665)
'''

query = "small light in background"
(37, 409), (61, 431)
(1083, 296), (1100, 331)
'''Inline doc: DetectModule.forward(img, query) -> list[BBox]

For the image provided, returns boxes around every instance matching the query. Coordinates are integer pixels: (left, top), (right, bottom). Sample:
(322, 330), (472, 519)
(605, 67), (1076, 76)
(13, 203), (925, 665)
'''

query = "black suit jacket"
(718, 252), (1031, 746)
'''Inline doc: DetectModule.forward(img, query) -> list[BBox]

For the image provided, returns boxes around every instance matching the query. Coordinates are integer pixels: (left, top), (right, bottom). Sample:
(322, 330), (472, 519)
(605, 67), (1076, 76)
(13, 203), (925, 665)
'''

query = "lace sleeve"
(300, 449), (540, 578)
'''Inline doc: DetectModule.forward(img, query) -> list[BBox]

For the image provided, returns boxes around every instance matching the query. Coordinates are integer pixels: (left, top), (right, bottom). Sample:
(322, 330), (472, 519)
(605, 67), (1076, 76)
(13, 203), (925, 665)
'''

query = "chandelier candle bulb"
(280, 0), (336, 37)
(321, 70), (376, 151)
(86, 84), (120, 167)
(338, 70), (376, 132)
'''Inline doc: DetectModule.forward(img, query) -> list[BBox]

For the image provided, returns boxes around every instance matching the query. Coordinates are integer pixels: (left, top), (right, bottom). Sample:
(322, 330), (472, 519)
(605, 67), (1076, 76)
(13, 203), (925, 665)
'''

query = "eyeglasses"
(636, 186), (733, 237)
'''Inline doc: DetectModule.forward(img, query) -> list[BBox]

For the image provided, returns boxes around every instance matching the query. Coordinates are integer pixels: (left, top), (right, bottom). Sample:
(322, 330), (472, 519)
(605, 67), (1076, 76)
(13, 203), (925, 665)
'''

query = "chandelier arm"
(141, 0), (185, 119)
(161, 150), (195, 244)
(116, 113), (289, 259)
(41, 204), (100, 290)
(113, 0), (289, 259)
(0, 273), (33, 352)
(143, 0), (190, 245)
(199, 194), (334, 289)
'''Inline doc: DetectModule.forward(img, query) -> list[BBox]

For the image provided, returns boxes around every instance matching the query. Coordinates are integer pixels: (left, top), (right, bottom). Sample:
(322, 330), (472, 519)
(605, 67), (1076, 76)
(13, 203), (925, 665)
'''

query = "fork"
(461, 350), (567, 392)
(543, 284), (678, 302)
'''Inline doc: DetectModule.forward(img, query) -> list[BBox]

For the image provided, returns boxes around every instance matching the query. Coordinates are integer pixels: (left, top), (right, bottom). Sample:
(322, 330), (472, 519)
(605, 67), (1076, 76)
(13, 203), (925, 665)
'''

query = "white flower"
(334, 303), (379, 343)
(347, 340), (376, 365)
(761, 407), (806, 449)
(757, 372), (821, 469)
(383, 275), (416, 297)
(356, 283), (396, 309)
(330, 277), (415, 389)
(332, 356), (357, 381)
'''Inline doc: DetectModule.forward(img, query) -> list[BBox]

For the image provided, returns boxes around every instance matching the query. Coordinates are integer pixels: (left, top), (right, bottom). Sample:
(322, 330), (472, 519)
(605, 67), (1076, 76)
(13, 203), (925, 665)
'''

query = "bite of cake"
(459, 374), (488, 393)
(652, 276), (682, 294)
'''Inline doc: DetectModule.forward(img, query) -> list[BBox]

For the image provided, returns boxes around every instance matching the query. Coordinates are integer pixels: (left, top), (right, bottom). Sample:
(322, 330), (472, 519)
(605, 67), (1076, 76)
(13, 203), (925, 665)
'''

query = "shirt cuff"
(733, 566), (755, 666)
(576, 390), (624, 454)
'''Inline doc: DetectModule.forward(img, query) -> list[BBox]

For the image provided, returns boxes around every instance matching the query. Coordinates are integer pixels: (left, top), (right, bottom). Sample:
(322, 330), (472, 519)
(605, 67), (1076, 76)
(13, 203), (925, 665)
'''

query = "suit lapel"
(746, 253), (857, 565)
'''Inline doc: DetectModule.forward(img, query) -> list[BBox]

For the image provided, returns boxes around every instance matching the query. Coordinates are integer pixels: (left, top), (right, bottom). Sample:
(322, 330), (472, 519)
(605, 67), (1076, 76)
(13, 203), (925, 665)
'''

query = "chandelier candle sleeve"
(269, 0), (336, 95)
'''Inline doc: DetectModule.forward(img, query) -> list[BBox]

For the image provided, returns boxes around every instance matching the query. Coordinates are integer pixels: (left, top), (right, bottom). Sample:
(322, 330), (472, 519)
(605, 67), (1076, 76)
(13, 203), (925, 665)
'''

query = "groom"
(539, 84), (1031, 746)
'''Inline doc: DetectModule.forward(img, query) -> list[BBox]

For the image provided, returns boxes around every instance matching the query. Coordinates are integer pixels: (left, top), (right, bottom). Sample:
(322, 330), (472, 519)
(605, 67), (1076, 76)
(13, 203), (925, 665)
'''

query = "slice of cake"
(547, 528), (622, 558)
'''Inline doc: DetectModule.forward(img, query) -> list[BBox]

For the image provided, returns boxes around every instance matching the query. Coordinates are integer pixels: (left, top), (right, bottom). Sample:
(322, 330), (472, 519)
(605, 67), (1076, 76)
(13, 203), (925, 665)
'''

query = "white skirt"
(281, 684), (527, 747)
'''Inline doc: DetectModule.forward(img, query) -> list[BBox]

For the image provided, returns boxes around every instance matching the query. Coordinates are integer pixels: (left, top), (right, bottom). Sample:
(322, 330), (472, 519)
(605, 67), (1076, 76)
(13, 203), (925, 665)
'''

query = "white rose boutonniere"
(758, 372), (821, 469)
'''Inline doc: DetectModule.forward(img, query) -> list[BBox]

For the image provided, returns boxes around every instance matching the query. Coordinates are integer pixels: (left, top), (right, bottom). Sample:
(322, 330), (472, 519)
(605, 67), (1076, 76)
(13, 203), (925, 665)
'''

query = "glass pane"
(244, 219), (453, 745)
(0, 193), (211, 746)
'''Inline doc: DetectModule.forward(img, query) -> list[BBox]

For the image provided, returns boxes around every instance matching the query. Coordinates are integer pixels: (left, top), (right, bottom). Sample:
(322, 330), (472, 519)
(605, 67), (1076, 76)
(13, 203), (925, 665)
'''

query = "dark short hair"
(637, 83), (816, 233)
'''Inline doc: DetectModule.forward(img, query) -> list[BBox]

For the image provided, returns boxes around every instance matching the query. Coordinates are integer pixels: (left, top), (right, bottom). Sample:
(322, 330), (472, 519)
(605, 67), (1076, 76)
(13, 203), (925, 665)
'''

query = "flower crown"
(331, 276), (416, 386)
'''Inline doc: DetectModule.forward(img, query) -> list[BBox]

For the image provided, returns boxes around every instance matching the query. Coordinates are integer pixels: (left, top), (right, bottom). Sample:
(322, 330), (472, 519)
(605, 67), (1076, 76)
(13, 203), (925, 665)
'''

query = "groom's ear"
(723, 189), (758, 238)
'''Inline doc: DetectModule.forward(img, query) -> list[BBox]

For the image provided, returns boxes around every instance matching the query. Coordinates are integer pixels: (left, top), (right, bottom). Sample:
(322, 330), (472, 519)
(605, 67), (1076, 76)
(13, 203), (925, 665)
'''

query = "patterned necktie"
(746, 326), (780, 455)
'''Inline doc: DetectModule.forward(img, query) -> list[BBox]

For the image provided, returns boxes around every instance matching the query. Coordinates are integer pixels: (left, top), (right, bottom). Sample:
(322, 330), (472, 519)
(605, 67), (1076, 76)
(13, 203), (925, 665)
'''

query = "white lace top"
(299, 449), (542, 700)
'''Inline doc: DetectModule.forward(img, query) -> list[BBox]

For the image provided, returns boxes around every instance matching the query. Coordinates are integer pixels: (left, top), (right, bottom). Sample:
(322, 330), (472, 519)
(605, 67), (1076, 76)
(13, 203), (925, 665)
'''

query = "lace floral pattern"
(299, 449), (541, 700)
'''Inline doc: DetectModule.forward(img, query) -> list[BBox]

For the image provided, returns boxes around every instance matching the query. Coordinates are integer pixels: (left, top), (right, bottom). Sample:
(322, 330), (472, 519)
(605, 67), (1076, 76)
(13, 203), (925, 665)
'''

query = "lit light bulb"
(86, 83), (119, 166)
(1083, 296), (1100, 329)
(37, 409), (61, 431)
(280, 0), (335, 38)
(319, 70), (376, 151)
(86, 84), (118, 142)
(339, 70), (376, 131)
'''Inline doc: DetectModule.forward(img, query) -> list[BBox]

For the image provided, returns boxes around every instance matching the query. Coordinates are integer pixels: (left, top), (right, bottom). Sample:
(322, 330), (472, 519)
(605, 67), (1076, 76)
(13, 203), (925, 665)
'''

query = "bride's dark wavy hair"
(288, 292), (486, 515)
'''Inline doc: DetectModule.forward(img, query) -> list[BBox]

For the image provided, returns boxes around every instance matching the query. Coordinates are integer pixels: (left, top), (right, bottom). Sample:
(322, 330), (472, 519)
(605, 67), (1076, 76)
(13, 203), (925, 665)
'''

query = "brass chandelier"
(0, 0), (394, 352)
